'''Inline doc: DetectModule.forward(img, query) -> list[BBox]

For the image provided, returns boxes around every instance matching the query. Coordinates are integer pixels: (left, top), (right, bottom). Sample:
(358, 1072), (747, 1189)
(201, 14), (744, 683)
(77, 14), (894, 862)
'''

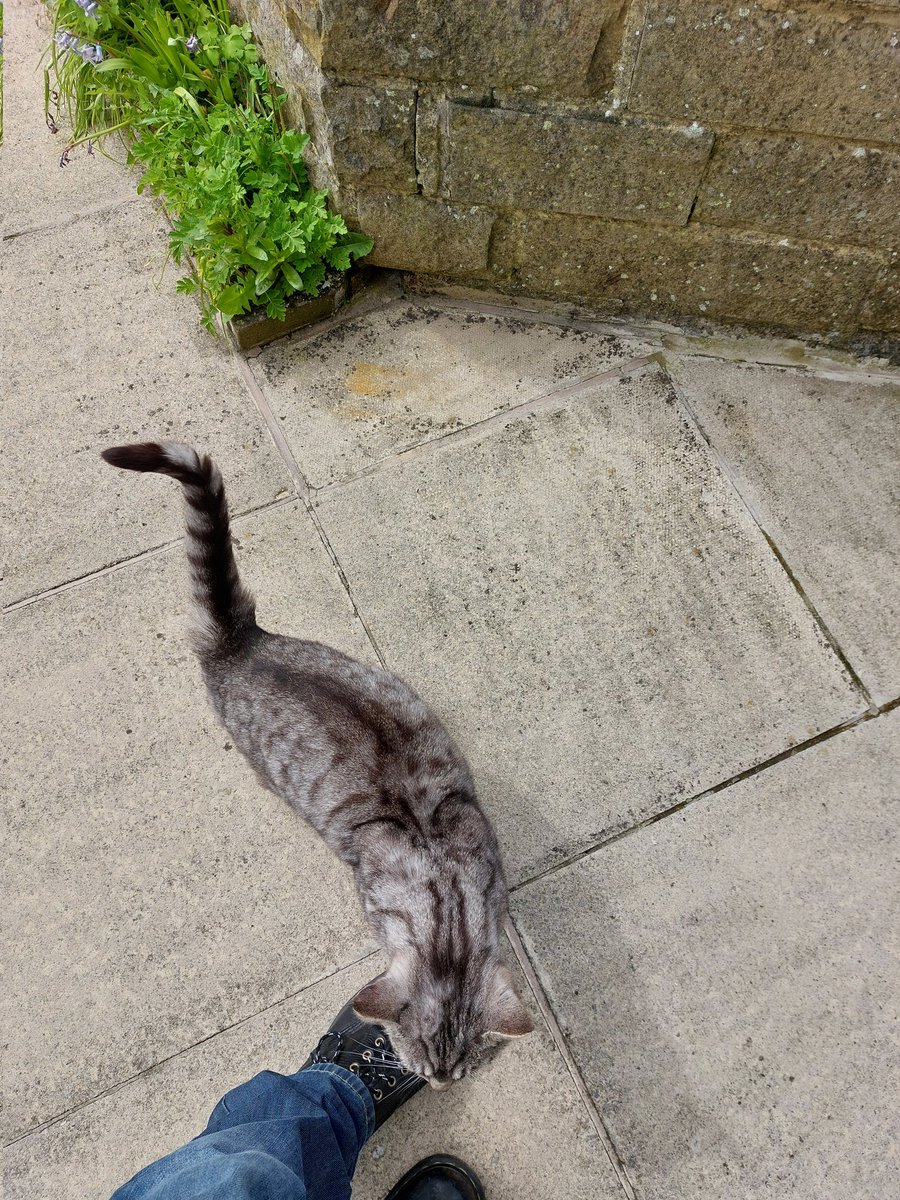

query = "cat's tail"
(100, 442), (256, 657)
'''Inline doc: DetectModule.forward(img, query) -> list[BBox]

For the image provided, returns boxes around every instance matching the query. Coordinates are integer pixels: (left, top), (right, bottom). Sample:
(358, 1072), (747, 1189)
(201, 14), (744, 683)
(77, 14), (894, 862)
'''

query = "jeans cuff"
(301, 1061), (376, 1141)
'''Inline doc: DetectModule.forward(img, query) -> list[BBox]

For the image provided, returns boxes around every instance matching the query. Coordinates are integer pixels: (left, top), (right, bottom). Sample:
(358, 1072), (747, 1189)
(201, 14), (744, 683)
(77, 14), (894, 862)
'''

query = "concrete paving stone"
(315, 364), (865, 882)
(671, 357), (900, 705)
(0, 200), (287, 606)
(0, 502), (376, 1142)
(1, 0), (138, 237)
(0, 954), (623, 1200)
(513, 709), (900, 1199)
(250, 299), (651, 488)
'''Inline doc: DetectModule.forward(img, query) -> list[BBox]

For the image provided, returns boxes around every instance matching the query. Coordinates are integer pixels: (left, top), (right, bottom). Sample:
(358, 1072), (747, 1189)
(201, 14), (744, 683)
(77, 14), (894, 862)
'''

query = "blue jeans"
(112, 1063), (374, 1200)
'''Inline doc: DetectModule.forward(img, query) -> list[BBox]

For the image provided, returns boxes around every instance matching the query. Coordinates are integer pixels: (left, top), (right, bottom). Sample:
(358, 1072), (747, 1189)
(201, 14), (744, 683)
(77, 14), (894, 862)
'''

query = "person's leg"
(112, 1063), (372, 1200)
(110, 998), (423, 1200)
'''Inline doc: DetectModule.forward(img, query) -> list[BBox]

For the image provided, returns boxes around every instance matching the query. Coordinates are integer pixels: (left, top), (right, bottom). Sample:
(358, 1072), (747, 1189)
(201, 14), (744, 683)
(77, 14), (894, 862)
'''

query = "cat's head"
(352, 950), (534, 1088)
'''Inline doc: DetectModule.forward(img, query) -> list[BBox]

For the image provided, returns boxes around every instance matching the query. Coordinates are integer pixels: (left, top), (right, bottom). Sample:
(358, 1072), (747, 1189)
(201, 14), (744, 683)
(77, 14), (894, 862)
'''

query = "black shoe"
(300, 997), (425, 1129)
(383, 1155), (486, 1200)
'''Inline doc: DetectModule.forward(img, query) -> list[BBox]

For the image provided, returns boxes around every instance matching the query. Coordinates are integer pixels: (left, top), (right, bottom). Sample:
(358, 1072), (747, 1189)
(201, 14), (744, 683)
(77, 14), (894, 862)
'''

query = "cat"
(101, 441), (533, 1088)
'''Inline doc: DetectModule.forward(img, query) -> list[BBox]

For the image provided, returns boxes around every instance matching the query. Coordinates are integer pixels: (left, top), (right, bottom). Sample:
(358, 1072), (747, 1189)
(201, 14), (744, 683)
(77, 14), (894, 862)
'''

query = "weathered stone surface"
(513, 709), (900, 1199)
(319, 0), (629, 97)
(1, 955), (623, 1200)
(506, 214), (883, 334)
(446, 106), (712, 224)
(315, 364), (863, 882)
(859, 254), (900, 332)
(323, 84), (418, 193)
(250, 299), (650, 487)
(352, 194), (494, 275)
(0, 504), (374, 1141)
(0, 203), (288, 606)
(697, 134), (900, 248)
(630, 3), (900, 143)
(673, 357), (900, 703)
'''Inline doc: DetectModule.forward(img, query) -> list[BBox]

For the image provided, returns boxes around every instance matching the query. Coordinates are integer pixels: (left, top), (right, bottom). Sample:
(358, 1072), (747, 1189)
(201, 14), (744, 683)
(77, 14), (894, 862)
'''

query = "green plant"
(45, 0), (371, 331)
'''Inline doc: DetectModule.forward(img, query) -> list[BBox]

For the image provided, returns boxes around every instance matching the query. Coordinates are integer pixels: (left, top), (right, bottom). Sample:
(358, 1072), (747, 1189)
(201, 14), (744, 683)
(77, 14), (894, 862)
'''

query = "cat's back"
(203, 629), (469, 811)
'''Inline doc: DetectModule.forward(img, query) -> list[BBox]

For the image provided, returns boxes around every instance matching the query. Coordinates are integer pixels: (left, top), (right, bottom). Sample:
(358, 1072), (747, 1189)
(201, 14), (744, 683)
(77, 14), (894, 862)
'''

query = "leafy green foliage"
(46, 0), (371, 331)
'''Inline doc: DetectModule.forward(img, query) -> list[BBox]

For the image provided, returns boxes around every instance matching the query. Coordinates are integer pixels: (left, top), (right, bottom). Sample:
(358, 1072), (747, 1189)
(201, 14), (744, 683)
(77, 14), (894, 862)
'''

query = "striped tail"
(100, 441), (256, 657)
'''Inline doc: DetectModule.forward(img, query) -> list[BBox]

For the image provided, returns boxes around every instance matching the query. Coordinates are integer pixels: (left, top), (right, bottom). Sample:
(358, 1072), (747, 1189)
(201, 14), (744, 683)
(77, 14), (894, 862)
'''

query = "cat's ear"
(484, 965), (535, 1038)
(352, 958), (410, 1024)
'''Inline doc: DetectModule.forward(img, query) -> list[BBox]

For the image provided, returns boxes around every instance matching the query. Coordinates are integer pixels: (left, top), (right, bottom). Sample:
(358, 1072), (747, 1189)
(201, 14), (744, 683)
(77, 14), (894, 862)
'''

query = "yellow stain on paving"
(346, 362), (413, 397)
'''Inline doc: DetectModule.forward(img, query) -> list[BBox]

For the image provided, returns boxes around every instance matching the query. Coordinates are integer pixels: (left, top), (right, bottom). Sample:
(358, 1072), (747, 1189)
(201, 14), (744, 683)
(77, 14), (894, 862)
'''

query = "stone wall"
(236, 0), (900, 347)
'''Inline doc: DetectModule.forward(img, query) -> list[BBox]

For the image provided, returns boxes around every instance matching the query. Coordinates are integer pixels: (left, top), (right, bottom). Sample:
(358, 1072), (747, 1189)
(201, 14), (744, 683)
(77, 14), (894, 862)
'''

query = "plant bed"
(228, 269), (349, 351)
(45, 0), (371, 336)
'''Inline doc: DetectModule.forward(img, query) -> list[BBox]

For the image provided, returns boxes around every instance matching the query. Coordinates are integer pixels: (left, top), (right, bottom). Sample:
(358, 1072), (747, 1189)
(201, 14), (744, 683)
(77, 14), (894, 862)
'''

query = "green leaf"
(280, 262), (302, 289)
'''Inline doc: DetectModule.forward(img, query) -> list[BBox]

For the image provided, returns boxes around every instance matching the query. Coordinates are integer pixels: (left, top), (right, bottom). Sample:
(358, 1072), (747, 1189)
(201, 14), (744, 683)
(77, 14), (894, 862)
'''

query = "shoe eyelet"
(374, 1037), (385, 1048)
(373, 1089), (383, 1101)
(349, 1062), (359, 1074)
(387, 1077), (396, 1088)
(362, 1050), (373, 1062)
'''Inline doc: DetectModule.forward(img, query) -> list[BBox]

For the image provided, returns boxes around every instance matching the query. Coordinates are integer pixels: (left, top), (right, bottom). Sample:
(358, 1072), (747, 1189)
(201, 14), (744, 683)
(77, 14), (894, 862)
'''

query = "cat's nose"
(429, 1076), (453, 1092)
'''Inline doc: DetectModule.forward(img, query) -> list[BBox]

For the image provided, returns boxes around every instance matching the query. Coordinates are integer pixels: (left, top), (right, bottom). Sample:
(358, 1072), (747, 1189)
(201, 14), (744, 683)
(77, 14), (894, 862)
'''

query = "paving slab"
(315, 364), (864, 882)
(250, 299), (651, 487)
(0, 954), (623, 1200)
(0, 502), (376, 1142)
(513, 709), (900, 1200)
(0, 200), (286, 606)
(1, 0), (138, 237)
(671, 357), (900, 705)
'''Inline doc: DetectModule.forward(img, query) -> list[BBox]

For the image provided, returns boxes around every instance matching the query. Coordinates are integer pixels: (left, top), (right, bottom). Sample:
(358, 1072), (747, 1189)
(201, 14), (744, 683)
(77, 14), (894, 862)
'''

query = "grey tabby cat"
(101, 441), (533, 1089)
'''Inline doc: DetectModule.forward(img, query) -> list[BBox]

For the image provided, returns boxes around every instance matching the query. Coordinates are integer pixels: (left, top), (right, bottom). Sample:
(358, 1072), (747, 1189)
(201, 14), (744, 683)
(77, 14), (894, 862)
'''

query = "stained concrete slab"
(0, 502), (376, 1142)
(0, 200), (286, 606)
(513, 709), (900, 1200)
(250, 298), (650, 487)
(315, 364), (864, 881)
(671, 357), (900, 705)
(1, 0), (138, 237)
(0, 954), (623, 1200)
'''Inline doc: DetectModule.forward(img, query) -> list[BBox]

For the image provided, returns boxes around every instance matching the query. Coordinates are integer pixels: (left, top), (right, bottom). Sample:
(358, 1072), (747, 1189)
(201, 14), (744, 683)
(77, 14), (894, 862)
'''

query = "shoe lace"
(309, 1031), (411, 1101)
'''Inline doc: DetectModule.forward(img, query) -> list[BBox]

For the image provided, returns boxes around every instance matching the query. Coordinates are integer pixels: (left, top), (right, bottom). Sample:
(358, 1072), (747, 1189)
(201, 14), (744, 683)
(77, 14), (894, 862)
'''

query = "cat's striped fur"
(101, 441), (533, 1088)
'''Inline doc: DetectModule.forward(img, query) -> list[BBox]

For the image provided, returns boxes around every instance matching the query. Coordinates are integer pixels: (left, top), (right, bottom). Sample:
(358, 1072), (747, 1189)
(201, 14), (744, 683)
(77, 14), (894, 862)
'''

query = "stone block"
(318, 0), (629, 97)
(446, 105), (713, 224)
(505, 214), (882, 334)
(697, 134), (900, 248)
(674, 357), (900, 703)
(858, 255), (900, 333)
(323, 84), (418, 193)
(315, 364), (863, 881)
(513, 710), (900, 1198)
(352, 194), (495, 275)
(630, 3), (900, 143)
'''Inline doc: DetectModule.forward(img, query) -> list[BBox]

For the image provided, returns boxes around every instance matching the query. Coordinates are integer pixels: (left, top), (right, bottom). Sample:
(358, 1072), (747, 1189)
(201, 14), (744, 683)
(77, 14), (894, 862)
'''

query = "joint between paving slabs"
(1, 195), (142, 244)
(233, 350), (390, 669)
(311, 353), (659, 499)
(1, 497), (297, 616)
(662, 360), (877, 712)
(503, 916), (639, 1200)
(2, 948), (380, 1151)
(513, 697), (897, 898)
